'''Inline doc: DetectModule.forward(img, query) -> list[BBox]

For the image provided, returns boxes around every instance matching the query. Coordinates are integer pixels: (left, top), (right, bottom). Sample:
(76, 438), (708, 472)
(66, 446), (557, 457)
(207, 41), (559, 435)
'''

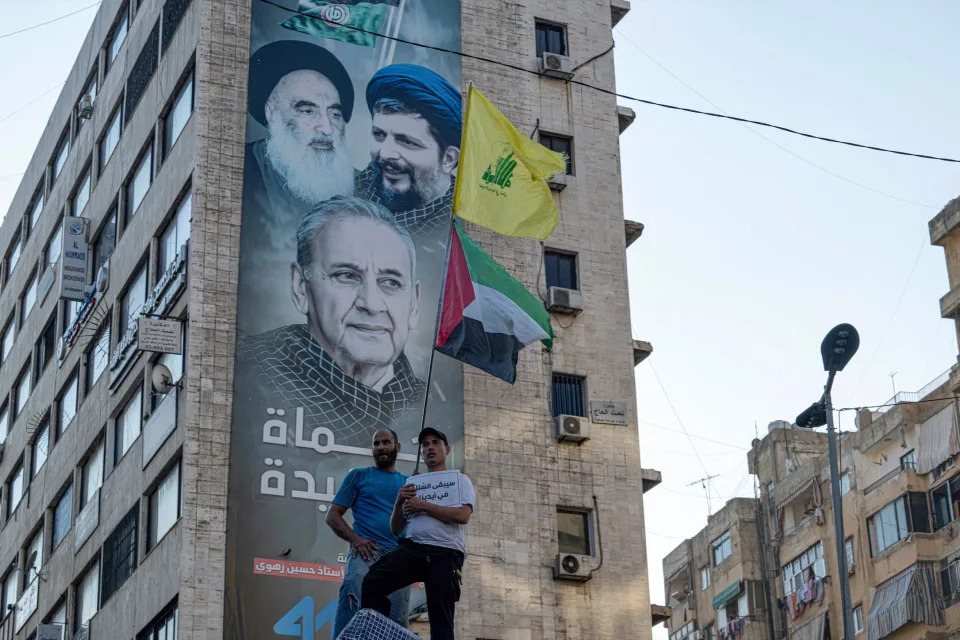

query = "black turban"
(366, 64), (462, 149)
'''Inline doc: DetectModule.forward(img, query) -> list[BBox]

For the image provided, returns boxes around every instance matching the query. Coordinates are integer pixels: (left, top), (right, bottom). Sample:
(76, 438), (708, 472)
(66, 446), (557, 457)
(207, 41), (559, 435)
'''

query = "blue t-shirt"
(333, 467), (408, 550)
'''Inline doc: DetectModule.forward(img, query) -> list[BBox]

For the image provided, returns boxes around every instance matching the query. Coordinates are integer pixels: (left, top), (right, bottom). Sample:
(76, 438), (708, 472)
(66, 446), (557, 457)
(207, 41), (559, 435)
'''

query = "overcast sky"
(1, 2), (959, 636)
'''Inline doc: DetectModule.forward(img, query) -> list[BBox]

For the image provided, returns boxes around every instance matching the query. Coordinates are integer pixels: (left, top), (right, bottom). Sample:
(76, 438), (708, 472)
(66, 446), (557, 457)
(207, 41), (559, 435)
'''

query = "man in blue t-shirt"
(326, 429), (410, 638)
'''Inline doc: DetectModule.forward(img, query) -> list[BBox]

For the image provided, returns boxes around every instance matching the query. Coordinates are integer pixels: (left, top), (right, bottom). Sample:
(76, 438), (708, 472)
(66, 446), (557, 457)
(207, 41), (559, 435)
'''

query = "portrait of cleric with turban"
(236, 42), (463, 444)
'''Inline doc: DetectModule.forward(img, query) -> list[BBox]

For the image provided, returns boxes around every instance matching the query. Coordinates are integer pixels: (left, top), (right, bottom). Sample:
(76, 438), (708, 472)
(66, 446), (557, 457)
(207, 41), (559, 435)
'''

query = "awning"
(712, 581), (741, 610)
(776, 473), (820, 509)
(916, 405), (960, 474)
(790, 611), (827, 640)
(867, 564), (945, 640)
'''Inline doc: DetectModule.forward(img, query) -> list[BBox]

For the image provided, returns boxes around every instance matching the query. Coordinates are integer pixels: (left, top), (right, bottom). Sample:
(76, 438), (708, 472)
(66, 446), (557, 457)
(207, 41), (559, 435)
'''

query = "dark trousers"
(361, 539), (464, 640)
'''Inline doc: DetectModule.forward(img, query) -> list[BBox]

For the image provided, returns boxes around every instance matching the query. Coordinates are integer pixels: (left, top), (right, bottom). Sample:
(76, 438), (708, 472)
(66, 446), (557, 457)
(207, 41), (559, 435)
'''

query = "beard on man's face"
(373, 445), (399, 469)
(264, 114), (355, 206)
(371, 156), (448, 213)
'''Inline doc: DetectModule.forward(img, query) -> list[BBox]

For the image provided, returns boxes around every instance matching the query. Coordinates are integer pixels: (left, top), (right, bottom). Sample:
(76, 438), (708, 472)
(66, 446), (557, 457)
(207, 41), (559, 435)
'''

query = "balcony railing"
(876, 368), (951, 415)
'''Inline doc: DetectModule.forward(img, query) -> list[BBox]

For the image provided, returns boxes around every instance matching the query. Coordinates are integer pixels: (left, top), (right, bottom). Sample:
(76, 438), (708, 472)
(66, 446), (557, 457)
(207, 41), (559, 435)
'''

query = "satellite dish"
(152, 364), (175, 394)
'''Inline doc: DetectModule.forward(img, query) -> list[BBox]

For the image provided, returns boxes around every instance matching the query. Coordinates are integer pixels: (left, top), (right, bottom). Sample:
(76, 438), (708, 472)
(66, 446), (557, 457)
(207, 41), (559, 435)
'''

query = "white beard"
(264, 115), (355, 206)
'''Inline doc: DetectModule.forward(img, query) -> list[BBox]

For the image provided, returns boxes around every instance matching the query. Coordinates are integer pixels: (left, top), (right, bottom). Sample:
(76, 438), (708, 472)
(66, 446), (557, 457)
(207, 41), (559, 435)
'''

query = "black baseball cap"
(418, 427), (448, 445)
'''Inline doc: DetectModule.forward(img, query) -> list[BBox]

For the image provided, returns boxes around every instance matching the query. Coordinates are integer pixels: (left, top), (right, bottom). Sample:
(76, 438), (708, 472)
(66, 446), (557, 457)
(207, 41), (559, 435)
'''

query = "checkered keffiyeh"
(355, 165), (454, 234)
(238, 325), (426, 447)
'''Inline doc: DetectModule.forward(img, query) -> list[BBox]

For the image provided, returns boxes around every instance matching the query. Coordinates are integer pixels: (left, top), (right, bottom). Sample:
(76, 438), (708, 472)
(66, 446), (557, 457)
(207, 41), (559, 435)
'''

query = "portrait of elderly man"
(238, 196), (426, 446)
(239, 40), (356, 332)
(355, 64), (462, 233)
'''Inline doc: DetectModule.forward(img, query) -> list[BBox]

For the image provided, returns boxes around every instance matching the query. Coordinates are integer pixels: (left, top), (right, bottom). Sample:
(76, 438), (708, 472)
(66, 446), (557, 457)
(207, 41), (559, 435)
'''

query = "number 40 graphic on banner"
(274, 597), (338, 640)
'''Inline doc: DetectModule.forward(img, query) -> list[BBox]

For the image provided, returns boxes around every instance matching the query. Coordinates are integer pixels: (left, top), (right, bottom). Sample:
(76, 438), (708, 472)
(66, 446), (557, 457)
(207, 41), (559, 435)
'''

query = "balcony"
(611, 0), (631, 28)
(633, 339), (653, 366)
(928, 194), (960, 246)
(941, 285), (960, 320)
(642, 467), (662, 493)
(618, 105), (636, 133)
(652, 604), (672, 627)
(625, 219), (645, 247)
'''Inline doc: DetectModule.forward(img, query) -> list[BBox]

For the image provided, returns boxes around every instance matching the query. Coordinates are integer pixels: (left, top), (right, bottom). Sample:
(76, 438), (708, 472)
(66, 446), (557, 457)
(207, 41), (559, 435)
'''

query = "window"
(107, 6), (129, 69)
(36, 314), (57, 377)
(52, 133), (70, 182)
(139, 601), (178, 640)
(704, 624), (716, 640)
(539, 132), (573, 175)
(162, 0), (191, 49)
(840, 472), (851, 495)
(92, 209), (117, 273)
(6, 461), (24, 516)
(1, 570), (17, 620)
(148, 461), (181, 548)
(941, 558), (960, 607)
(100, 104), (123, 170)
(2, 319), (14, 363)
(47, 597), (66, 625)
(64, 300), (83, 334)
(27, 189), (43, 233)
(57, 373), (79, 436)
(120, 265), (148, 336)
(700, 565), (710, 590)
(20, 271), (37, 323)
(557, 508), (590, 555)
(153, 328), (184, 410)
(159, 190), (191, 274)
(0, 404), (7, 445)
(844, 537), (855, 570)
(126, 143), (153, 220)
(31, 419), (49, 477)
(74, 559), (100, 630)
(51, 483), (73, 551)
(163, 71), (194, 156)
(669, 621), (695, 640)
(767, 483), (777, 529)
(931, 479), (955, 531)
(535, 20), (567, 56)
(901, 449), (917, 470)
(72, 168), (92, 217)
(712, 530), (732, 566)
(7, 230), (22, 275)
(101, 505), (138, 602)
(116, 388), (143, 461)
(125, 21), (159, 117)
(853, 605), (864, 634)
(782, 542), (825, 595)
(907, 491), (931, 533)
(544, 250), (578, 290)
(45, 224), (63, 271)
(15, 366), (32, 417)
(551, 373), (585, 417)
(868, 496), (910, 556)
(80, 442), (104, 509)
(931, 459), (955, 482)
(76, 71), (98, 131)
(87, 321), (111, 390)
(23, 527), (43, 590)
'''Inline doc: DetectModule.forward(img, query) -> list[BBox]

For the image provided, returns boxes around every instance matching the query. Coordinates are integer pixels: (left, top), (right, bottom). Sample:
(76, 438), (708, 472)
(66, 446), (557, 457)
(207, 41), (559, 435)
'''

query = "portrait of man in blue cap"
(355, 64), (463, 233)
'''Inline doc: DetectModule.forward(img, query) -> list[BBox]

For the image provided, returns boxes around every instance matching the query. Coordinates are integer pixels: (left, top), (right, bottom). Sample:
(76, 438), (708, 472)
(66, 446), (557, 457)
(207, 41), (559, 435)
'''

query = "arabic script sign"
(590, 400), (627, 425)
(408, 470), (462, 508)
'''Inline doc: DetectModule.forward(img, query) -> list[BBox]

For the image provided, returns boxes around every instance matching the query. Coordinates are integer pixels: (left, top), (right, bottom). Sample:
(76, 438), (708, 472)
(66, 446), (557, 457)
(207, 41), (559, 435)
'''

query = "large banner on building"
(225, 1), (463, 637)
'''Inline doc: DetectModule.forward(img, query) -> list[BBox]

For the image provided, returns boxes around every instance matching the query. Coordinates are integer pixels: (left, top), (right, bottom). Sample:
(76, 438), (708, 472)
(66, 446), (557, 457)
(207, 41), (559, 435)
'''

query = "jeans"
(332, 548), (411, 639)
(361, 539), (464, 640)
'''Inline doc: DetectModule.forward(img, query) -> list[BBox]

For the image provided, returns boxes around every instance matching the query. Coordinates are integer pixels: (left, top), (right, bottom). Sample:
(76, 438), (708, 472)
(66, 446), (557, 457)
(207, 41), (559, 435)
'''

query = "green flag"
(281, 1), (396, 47)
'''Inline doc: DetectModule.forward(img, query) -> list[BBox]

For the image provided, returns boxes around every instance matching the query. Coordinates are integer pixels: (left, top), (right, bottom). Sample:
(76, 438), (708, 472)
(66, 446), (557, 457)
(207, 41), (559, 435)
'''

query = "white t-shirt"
(403, 471), (475, 554)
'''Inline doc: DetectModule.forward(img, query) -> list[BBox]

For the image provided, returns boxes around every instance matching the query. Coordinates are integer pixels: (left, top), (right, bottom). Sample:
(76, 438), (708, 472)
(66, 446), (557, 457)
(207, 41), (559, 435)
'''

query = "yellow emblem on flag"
(454, 86), (567, 240)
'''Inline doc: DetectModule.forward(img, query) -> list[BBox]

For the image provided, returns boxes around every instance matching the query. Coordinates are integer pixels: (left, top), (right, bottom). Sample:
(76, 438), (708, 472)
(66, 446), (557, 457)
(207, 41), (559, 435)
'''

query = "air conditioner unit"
(553, 553), (593, 581)
(555, 414), (590, 443)
(77, 94), (94, 120)
(547, 172), (568, 192)
(546, 286), (583, 315)
(37, 622), (65, 640)
(539, 52), (575, 80)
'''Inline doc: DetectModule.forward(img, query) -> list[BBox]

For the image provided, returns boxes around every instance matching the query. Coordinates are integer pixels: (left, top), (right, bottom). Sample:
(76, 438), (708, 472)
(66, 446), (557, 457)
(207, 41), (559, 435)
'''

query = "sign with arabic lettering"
(137, 317), (183, 354)
(590, 400), (627, 425)
(409, 470), (462, 507)
(58, 217), (89, 301)
(223, 2), (465, 636)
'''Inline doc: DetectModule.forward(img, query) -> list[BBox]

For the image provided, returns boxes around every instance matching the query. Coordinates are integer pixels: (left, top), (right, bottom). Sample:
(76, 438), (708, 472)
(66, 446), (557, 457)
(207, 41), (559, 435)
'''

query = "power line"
(256, 0), (960, 164)
(613, 28), (938, 209)
(0, 2), (101, 41)
(638, 419), (749, 450)
(836, 393), (960, 412)
(0, 83), (65, 126)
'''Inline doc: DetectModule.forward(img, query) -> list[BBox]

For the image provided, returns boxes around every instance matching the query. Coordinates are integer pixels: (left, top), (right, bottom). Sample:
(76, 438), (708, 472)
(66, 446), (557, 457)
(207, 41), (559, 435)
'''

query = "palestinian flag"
(281, 0), (399, 48)
(436, 224), (553, 384)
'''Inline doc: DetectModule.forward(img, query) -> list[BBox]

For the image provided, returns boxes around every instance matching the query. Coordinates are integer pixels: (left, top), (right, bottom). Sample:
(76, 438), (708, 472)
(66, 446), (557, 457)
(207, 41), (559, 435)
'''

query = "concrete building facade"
(0, 0), (659, 638)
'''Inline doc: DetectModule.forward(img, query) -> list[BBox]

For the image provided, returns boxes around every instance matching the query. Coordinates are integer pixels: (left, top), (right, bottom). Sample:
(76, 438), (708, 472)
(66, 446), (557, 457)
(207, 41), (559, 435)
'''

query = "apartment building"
(0, 0), (659, 638)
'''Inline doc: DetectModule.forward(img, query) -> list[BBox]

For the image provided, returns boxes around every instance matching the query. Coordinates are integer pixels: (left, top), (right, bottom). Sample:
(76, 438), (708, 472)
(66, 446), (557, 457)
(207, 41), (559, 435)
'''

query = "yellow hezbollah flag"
(454, 86), (566, 240)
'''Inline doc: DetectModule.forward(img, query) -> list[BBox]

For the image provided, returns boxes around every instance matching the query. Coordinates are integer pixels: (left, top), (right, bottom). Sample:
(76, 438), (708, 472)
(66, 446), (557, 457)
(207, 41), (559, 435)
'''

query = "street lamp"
(795, 323), (859, 640)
